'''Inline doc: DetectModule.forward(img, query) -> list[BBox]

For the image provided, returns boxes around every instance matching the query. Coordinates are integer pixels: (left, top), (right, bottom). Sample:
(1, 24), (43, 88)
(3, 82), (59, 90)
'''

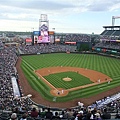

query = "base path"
(16, 58), (120, 108)
(35, 66), (112, 97)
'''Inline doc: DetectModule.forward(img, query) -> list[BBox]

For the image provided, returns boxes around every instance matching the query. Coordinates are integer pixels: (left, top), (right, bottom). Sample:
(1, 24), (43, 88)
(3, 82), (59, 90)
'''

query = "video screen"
(40, 24), (49, 43)
(37, 36), (42, 43)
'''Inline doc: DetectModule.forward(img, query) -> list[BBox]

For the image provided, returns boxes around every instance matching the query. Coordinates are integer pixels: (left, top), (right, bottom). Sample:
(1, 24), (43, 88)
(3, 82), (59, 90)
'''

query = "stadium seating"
(65, 34), (91, 42)
(100, 30), (120, 36)
(19, 44), (77, 54)
(0, 40), (120, 120)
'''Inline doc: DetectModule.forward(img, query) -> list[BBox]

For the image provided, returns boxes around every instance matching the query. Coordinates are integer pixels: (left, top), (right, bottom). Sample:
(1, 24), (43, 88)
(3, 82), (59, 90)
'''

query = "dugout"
(76, 42), (92, 51)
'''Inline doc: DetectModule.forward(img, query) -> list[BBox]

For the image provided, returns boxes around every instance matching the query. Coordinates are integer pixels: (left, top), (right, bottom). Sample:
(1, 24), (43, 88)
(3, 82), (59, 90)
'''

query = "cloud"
(0, 0), (74, 10)
(85, 0), (120, 11)
(0, 0), (75, 21)
(0, 0), (120, 33)
(1, 0), (120, 13)
(0, 0), (120, 21)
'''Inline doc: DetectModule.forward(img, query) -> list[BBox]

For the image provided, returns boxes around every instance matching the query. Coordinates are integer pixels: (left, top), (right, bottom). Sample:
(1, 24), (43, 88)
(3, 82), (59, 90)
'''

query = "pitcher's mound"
(63, 77), (72, 81)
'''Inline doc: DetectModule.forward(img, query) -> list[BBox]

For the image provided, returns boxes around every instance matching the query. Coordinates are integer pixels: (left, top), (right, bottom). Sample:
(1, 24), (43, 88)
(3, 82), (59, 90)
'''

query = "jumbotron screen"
(33, 31), (49, 43)
(39, 24), (49, 43)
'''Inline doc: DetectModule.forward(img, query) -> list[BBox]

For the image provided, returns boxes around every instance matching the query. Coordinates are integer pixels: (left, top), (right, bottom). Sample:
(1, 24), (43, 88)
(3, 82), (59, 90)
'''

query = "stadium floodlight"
(112, 16), (120, 26)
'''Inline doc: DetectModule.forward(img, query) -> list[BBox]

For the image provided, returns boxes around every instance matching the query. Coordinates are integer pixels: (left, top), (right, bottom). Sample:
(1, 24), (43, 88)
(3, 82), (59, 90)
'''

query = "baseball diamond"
(35, 67), (111, 96)
(16, 53), (120, 108)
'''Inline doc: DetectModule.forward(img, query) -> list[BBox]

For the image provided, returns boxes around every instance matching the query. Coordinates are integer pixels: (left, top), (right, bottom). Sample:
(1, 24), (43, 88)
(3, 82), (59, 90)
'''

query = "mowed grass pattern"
(21, 53), (120, 78)
(44, 72), (93, 89)
(21, 53), (120, 102)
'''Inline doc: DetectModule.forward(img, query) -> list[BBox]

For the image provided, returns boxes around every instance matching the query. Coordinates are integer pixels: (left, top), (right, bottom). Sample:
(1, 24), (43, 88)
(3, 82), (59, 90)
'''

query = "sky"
(0, 0), (120, 34)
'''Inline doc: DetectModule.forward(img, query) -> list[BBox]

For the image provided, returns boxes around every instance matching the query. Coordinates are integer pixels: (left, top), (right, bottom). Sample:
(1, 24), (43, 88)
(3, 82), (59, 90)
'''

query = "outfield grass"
(21, 53), (120, 102)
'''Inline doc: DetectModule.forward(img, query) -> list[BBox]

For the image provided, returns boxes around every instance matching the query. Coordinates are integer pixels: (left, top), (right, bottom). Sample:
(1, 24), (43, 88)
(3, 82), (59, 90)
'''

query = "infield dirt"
(16, 57), (120, 108)
(35, 67), (111, 97)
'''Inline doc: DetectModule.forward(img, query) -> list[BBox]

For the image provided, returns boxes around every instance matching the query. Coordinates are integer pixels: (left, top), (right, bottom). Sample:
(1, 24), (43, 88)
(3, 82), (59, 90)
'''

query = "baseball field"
(17, 53), (120, 108)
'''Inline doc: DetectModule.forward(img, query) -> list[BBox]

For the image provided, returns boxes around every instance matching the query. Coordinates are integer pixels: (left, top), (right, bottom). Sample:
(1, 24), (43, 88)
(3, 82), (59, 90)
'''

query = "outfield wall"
(18, 53), (120, 109)
(19, 51), (120, 60)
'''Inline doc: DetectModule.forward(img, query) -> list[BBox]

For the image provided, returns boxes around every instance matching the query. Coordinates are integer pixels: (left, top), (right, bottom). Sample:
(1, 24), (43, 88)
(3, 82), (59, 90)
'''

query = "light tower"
(112, 16), (120, 26)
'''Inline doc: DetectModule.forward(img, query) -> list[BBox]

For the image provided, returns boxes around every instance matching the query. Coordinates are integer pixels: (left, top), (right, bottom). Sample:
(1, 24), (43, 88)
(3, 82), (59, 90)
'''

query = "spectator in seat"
(10, 113), (18, 120)
(30, 107), (39, 118)
(52, 111), (61, 120)
(75, 110), (84, 120)
(85, 109), (92, 120)
(95, 113), (102, 120)
(115, 113), (120, 119)
(101, 108), (111, 119)
(39, 108), (46, 119)
(45, 108), (53, 120)
(20, 113), (28, 120)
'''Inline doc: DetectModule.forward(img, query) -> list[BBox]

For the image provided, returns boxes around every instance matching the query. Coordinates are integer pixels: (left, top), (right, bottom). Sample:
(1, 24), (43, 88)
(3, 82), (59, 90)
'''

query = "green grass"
(44, 72), (93, 89)
(21, 53), (120, 102)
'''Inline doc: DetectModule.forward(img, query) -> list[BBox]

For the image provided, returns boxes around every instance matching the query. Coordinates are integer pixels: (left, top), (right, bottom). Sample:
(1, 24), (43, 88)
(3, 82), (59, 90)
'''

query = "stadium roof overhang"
(103, 26), (120, 29)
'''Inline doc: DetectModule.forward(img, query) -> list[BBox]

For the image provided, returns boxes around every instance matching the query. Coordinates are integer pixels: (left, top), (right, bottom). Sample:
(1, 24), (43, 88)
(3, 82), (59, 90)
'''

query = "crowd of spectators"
(94, 41), (120, 50)
(0, 43), (19, 110)
(89, 92), (120, 112)
(0, 40), (120, 120)
(64, 34), (91, 42)
(96, 35), (120, 50)
(100, 35), (120, 41)
(1, 101), (120, 120)
(0, 41), (37, 119)
(54, 33), (91, 43)
(18, 44), (77, 54)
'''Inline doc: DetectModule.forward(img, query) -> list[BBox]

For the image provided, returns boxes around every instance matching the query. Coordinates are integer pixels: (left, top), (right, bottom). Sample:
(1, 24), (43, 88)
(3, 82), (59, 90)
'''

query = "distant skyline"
(0, 0), (120, 34)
